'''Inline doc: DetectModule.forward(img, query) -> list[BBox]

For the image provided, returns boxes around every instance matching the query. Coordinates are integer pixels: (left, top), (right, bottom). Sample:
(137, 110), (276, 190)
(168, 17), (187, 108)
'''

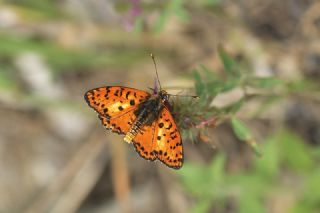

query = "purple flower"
(124, 0), (142, 32)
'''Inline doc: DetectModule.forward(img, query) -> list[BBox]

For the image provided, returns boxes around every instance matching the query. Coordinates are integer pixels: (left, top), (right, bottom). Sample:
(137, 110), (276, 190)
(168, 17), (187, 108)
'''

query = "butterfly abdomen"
(124, 120), (142, 143)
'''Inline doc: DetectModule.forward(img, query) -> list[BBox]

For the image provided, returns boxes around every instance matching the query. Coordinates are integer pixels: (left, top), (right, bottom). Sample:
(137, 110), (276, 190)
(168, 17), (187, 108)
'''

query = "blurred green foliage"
(0, 66), (16, 91)
(0, 31), (147, 104)
(174, 46), (285, 155)
(175, 46), (319, 212)
(153, 0), (189, 33)
(175, 45), (319, 153)
(132, 0), (221, 33)
(180, 129), (320, 213)
(5, 0), (66, 20)
(0, 33), (147, 74)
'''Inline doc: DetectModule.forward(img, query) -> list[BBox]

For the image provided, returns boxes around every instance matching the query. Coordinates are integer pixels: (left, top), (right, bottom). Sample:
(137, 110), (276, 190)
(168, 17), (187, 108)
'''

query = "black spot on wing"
(126, 91), (131, 99)
(166, 122), (173, 130)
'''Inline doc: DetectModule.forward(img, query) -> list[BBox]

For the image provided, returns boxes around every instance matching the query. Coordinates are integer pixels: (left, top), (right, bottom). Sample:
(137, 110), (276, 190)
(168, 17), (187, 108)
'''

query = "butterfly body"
(85, 86), (183, 169)
(125, 90), (167, 143)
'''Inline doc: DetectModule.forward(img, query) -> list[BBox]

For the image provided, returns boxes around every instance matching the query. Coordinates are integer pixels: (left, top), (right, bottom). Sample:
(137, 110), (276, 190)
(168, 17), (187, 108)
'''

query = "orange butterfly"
(84, 55), (183, 169)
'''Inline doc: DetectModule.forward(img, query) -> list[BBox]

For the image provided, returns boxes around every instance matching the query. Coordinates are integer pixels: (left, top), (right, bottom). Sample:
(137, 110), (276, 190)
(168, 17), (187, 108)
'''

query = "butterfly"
(84, 55), (184, 169)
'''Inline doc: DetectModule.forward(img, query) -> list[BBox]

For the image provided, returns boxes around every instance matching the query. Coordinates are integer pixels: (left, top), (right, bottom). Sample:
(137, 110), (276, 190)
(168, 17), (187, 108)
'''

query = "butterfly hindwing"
(84, 86), (151, 119)
(132, 106), (183, 169)
(154, 106), (183, 169)
(132, 122), (157, 161)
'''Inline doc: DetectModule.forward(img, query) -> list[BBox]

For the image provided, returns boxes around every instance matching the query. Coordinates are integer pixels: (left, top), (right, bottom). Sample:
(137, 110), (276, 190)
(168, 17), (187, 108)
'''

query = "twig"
(110, 138), (131, 213)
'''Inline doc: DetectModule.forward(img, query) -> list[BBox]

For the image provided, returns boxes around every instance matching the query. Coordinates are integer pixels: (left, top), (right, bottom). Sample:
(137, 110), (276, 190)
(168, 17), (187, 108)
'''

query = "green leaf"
(193, 70), (206, 96)
(291, 204), (316, 213)
(195, 63), (241, 100)
(279, 131), (314, 172)
(311, 147), (320, 158)
(205, 0), (220, 6)
(218, 45), (238, 76)
(303, 168), (320, 205)
(231, 118), (252, 141)
(254, 135), (280, 178)
(180, 154), (226, 198)
(209, 78), (241, 94)
(287, 79), (318, 93)
(0, 67), (17, 90)
(209, 154), (226, 182)
(199, 64), (219, 81)
(249, 77), (283, 88)
(191, 199), (211, 213)
(221, 98), (244, 114)
(171, 0), (184, 9)
(154, 10), (169, 33)
(180, 163), (214, 197)
(175, 8), (189, 21)
(193, 71), (203, 93)
(238, 195), (266, 213)
(231, 118), (261, 156)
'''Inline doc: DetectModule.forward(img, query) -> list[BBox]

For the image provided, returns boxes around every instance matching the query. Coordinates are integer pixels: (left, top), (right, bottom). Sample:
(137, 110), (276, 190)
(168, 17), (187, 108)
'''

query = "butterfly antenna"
(150, 53), (162, 90)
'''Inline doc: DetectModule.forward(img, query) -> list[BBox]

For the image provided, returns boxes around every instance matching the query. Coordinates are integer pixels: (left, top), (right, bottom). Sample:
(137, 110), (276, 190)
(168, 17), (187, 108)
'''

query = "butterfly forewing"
(84, 86), (150, 119)
(98, 111), (136, 135)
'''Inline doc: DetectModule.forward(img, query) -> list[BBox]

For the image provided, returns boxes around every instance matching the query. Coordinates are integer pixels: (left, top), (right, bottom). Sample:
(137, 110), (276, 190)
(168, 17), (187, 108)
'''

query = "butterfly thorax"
(124, 91), (168, 143)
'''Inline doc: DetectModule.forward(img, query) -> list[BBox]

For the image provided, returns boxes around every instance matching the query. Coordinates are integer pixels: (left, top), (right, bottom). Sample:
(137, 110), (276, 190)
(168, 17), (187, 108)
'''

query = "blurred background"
(1, 0), (320, 213)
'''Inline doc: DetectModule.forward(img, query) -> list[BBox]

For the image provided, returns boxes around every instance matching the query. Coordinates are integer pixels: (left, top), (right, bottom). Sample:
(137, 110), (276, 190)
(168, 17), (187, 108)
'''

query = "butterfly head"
(159, 90), (169, 102)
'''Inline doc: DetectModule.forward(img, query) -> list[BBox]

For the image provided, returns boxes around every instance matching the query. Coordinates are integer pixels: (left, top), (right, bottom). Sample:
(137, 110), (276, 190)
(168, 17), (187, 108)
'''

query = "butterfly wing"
(132, 106), (183, 169)
(85, 86), (151, 135)
(132, 121), (158, 161)
(154, 106), (183, 169)
(99, 112), (134, 135)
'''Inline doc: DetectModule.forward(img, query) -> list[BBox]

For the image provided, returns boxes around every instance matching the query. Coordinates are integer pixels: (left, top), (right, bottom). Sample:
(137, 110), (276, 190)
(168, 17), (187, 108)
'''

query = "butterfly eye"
(163, 94), (169, 102)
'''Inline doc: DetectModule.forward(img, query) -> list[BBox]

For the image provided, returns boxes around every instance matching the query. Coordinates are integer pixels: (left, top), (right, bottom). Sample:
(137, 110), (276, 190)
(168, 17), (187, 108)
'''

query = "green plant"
(179, 130), (320, 213)
(171, 46), (320, 212)
(172, 46), (286, 154)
